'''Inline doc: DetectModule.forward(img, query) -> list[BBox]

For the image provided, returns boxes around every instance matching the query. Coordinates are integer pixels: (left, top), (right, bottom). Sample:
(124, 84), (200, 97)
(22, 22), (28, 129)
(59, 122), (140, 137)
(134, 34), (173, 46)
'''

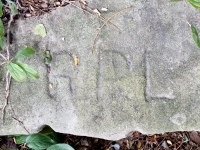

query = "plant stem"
(2, 71), (11, 123)
(0, 53), (7, 61)
(2, 14), (13, 123)
(6, 15), (13, 61)
(0, 62), (6, 66)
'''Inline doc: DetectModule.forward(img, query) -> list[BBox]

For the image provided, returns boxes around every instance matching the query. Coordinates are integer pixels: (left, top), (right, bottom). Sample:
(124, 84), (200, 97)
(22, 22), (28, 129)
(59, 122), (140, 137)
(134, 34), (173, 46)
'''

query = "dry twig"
(1, 12), (14, 123)
(1, 71), (11, 122)
(92, 6), (132, 53)
(12, 116), (30, 134)
(68, 1), (121, 31)
(0, 53), (7, 61)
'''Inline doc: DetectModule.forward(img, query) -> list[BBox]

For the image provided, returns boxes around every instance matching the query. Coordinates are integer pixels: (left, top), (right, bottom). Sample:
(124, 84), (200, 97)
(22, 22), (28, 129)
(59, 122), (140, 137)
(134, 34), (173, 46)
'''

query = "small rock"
(167, 140), (172, 145)
(41, 3), (48, 8)
(101, 7), (108, 12)
(55, 2), (60, 6)
(25, 13), (32, 17)
(161, 141), (168, 148)
(109, 142), (120, 150)
(81, 139), (89, 146)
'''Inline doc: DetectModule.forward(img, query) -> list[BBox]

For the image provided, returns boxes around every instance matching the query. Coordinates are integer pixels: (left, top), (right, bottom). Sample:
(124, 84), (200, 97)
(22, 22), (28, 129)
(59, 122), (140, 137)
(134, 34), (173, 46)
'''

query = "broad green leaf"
(39, 126), (63, 143)
(34, 24), (47, 37)
(0, 20), (5, 50)
(15, 135), (29, 144)
(47, 144), (74, 150)
(191, 25), (200, 48)
(7, 62), (26, 82)
(0, 19), (5, 37)
(15, 47), (35, 58)
(0, 0), (4, 17)
(188, 0), (200, 10)
(0, 36), (6, 50)
(39, 126), (54, 135)
(48, 132), (64, 143)
(26, 133), (57, 150)
(6, 0), (18, 16)
(14, 61), (39, 79)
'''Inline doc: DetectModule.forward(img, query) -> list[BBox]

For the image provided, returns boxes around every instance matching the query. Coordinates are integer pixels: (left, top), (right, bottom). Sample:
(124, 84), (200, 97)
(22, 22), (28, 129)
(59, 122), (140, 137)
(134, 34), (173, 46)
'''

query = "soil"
(1, 131), (200, 149)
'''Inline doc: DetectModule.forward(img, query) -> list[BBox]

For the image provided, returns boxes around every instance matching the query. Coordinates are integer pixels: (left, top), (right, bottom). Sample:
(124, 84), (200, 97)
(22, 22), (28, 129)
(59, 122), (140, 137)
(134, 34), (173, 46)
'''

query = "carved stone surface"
(1, 0), (200, 140)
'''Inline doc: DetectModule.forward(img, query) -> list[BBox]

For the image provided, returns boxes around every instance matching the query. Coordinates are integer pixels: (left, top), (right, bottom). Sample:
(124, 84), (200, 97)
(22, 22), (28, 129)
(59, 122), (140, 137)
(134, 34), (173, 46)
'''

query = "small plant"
(188, 0), (200, 10)
(171, 0), (200, 10)
(189, 23), (200, 49)
(6, 47), (39, 82)
(14, 126), (74, 150)
(171, 0), (200, 49)
(0, 1), (39, 82)
(0, 0), (39, 122)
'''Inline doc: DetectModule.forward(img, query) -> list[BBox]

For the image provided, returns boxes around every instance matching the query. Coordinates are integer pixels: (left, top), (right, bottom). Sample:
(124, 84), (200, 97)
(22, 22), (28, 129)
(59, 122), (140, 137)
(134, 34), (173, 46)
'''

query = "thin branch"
(6, 15), (13, 61)
(0, 62), (6, 66)
(92, 6), (132, 53)
(12, 117), (30, 134)
(69, 1), (121, 31)
(2, 71), (11, 123)
(0, 53), (7, 61)
(84, 4), (122, 31)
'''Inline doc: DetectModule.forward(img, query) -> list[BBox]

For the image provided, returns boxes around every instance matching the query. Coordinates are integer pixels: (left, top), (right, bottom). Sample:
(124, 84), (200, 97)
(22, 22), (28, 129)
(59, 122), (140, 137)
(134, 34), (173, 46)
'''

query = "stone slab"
(1, 0), (200, 140)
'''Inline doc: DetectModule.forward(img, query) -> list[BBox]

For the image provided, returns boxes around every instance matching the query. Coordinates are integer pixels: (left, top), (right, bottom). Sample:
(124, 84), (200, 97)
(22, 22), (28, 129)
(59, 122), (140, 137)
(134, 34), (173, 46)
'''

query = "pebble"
(41, 3), (48, 8)
(55, 2), (60, 6)
(25, 13), (32, 17)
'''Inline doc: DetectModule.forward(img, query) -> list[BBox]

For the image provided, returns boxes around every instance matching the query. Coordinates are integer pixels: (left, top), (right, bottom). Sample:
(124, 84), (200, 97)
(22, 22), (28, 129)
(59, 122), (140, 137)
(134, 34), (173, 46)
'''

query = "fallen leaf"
(13, 138), (16, 144)
(34, 24), (47, 37)
(189, 131), (200, 144)
(167, 140), (172, 145)
(137, 141), (141, 149)
(74, 56), (78, 66)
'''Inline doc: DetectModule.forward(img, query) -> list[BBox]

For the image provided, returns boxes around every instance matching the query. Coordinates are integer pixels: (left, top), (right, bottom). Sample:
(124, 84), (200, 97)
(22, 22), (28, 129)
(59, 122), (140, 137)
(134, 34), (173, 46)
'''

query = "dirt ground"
(1, 131), (200, 149)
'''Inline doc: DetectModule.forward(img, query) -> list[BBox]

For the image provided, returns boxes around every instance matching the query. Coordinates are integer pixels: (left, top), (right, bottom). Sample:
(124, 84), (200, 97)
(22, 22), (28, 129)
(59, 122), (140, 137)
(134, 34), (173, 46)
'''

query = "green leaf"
(14, 61), (39, 79)
(15, 135), (29, 144)
(15, 47), (35, 58)
(0, 19), (4, 36)
(191, 25), (200, 48)
(0, 0), (4, 17)
(39, 126), (55, 135)
(7, 62), (27, 82)
(34, 24), (47, 37)
(44, 50), (52, 64)
(48, 132), (64, 143)
(0, 19), (5, 50)
(0, 36), (6, 50)
(6, 0), (18, 16)
(47, 144), (74, 150)
(26, 133), (57, 150)
(188, 0), (200, 10)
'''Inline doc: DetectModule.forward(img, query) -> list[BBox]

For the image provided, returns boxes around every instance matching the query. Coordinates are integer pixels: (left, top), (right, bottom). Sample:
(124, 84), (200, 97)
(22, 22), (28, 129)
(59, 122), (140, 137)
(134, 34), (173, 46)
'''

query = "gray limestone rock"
(1, 0), (200, 140)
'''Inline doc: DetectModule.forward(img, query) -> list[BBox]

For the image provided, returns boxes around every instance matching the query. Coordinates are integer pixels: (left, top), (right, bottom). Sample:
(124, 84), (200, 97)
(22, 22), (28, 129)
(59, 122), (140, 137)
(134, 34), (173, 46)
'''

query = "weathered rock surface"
(1, 0), (200, 140)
